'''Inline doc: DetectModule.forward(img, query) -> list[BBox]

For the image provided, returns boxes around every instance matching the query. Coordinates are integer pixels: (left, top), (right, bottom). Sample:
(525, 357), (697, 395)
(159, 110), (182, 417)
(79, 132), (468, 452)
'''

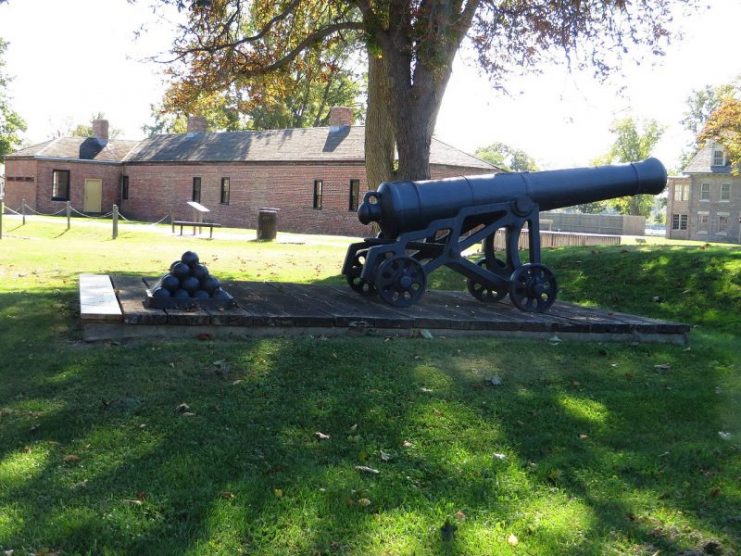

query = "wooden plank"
(111, 275), (167, 325)
(228, 282), (335, 327)
(139, 278), (213, 326)
(79, 274), (122, 322)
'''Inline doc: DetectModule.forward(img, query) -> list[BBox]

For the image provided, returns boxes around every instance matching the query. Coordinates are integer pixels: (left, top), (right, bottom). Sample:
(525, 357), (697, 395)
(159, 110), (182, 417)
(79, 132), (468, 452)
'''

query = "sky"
(1, 0), (740, 172)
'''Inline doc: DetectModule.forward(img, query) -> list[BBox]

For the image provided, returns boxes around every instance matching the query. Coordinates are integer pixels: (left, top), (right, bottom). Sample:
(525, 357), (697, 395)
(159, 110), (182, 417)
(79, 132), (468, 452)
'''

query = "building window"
(349, 179), (360, 211)
(718, 215), (728, 233)
(313, 179), (323, 209)
(712, 149), (725, 166)
(673, 184), (688, 201)
(220, 177), (230, 205)
(192, 177), (202, 203)
(698, 213), (709, 231)
(52, 170), (70, 201)
(720, 183), (730, 201)
(700, 183), (710, 201)
(121, 175), (129, 200)
(671, 214), (688, 231)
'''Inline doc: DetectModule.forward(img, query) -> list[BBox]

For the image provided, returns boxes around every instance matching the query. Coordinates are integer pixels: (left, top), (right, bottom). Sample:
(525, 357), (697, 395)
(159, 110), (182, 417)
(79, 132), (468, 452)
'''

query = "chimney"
(92, 119), (109, 143)
(187, 115), (208, 134)
(328, 106), (353, 127)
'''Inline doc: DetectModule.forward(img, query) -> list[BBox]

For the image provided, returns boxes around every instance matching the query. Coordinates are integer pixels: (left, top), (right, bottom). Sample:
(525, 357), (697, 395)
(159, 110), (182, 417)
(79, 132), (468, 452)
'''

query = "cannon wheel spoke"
(375, 256), (427, 308)
(466, 258), (508, 302)
(346, 251), (377, 295)
(509, 263), (558, 313)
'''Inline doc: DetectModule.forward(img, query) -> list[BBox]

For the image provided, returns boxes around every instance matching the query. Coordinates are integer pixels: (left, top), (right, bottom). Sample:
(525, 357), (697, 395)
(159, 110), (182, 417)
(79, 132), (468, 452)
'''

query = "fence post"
(66, 201), (71, 230)
(0, 199), (4, 239)
(112, 204), (119, 240)
(170, 209), (174, 234)
(22, 198), (26, 225)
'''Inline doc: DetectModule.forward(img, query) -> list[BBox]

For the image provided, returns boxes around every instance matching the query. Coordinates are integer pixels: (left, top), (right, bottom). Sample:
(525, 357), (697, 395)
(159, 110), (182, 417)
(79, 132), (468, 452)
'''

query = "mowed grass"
(0, 216), (739, 555)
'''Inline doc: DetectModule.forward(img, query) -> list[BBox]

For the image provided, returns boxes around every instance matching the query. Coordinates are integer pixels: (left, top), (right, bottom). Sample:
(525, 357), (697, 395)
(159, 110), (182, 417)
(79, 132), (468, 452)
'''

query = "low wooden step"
(79, 274), (122, 322)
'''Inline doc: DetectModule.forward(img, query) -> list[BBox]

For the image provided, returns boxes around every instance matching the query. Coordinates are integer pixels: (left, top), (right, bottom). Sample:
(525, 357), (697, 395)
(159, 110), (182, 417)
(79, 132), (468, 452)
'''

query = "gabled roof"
(7, 125), (495, 171)
(7, 137), (140, 162)
(683, 142), (732, 174)
(124, 125), (495, 170)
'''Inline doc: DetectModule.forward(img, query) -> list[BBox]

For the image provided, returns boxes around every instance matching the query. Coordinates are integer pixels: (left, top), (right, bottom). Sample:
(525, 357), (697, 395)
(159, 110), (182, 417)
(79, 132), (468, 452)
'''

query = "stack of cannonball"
(150, 251), (232, 302)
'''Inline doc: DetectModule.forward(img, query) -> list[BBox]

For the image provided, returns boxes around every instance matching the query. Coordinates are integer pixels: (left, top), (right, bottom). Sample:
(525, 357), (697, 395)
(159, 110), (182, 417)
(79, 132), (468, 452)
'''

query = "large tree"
(0, 37), (26, 163)
(678, 83), (737, 168)
(159, 0), (692, 185)
(699, 95), (741, 175)
(600, 117), (665, 217)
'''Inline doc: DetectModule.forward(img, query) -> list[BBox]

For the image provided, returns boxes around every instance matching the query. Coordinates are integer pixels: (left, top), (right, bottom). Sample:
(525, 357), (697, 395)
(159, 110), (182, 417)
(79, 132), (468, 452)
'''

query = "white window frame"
(720, 183), (730, 202)
(700, 183), (711, 201)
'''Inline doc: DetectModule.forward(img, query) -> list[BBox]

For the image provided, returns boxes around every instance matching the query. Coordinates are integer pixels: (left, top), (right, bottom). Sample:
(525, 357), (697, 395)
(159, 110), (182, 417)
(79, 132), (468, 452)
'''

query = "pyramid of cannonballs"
(147, 251), (234, 308)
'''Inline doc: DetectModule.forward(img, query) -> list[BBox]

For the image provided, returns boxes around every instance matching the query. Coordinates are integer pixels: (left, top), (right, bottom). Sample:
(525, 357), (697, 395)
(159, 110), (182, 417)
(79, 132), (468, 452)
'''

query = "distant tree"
(679, 83), (737, 168)
(474, 142), (538, 172)
(0, 37), (26, 162)
(599, 117), (665, 217)
(699, 96), (741, 175)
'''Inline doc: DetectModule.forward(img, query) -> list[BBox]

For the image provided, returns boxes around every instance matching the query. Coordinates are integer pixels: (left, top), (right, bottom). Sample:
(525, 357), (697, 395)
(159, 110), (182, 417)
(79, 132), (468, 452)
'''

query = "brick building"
(4, 109), (496, 236)
(666, 142), (740, 244)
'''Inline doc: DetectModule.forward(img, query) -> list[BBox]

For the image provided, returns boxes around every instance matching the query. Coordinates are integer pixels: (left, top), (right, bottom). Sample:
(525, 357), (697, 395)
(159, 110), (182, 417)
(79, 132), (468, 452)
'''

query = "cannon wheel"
(345, 250), (376, 296)
(509, 263), (558, 313)
(466, 258), (508, 302)
(375, 256), (426, 308)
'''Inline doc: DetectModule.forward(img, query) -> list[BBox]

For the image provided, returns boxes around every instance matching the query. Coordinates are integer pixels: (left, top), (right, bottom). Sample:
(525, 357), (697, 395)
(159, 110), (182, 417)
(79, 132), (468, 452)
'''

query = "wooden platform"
(79, 275), (690, 344)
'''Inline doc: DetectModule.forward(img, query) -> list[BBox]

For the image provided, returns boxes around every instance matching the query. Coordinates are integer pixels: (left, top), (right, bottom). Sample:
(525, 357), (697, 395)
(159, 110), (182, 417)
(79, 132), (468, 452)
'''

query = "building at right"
(667, 142), (740, 244)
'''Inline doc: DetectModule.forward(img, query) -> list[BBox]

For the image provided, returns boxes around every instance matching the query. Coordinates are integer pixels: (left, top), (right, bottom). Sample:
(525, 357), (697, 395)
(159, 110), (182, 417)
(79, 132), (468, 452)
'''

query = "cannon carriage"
(342, 158), (667, 312)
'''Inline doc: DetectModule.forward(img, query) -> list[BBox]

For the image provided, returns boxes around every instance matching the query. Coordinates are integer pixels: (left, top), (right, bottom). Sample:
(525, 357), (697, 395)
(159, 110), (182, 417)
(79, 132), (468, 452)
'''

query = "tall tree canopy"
(474, 142), (538, 172)
(700, 96), (741, 175)
(159, 0), (692, 186)
(0, 37), (26, 163)
(599, 117), (665, 217)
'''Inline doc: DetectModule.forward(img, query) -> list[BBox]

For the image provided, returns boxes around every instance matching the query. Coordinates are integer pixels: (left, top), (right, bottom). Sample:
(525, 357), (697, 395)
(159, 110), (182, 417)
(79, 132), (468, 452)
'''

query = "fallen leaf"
(455, 510), (466, 521)
(709, 487), (721, 497)
(175, 403), (190, 413)
(354, 465), (380, 475)
(579, 433), (589, 440)
(63, 454), (80, 463)
(488, 375), (503, 387)
(402, 440), (413, 448)
(493, 453), (507, 460)
(419, 329), (434, 340)
(314, 432), (331, 441)
(654, 363), (672, 373)
(549, 335), (562, 344)
(124, 499), (143, 506)
(379, 450), (393, 462)
(357, 497), (371, 506)
(231, 379), (243, 385)
(718, 431), (732, 441)
(420, 387), (433, 393)
(274, 488), (284, 498)
(220, 491), (235, 500)
(508, 533), (519, 546)
(181, 412), (196, 417)
(136, 491), (147, 502)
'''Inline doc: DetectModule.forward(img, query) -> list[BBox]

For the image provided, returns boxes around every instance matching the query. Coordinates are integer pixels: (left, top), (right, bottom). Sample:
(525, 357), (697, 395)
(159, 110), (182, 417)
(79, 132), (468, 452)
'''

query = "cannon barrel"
(359, 158), (667, 238)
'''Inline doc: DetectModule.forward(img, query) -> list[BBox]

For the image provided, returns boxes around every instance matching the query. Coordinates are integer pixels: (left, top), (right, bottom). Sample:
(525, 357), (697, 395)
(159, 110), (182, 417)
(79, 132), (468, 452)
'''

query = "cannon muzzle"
(360, 158), (667, 238)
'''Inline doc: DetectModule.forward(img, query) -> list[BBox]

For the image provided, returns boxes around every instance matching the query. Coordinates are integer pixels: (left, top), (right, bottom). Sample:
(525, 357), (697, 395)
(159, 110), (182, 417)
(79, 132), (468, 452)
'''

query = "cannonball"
(193, 290), (210, 300)
(192, 263), (209, 281)
(151, 286), (171, 298)
(171, 262), (191, 279)
(173, 288), (191, 299)
(201, 276), (221, 294)
(212, 288), (232, 301)
(181, 251), (200, 267)
(169, 260), (181, 272)
(181, 276), (200, 293)
(160, 273), (180, 292)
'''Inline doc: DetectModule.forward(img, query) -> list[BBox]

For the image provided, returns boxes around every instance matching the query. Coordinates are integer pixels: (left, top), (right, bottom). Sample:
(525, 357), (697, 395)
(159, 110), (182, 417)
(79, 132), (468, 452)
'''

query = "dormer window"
(712, 147), (725, 166)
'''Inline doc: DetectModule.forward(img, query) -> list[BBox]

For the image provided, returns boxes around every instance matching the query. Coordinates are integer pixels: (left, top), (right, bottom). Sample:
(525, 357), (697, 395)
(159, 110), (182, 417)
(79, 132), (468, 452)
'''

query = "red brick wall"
(121, 162), (494, 236)
(3, 158), (38, 211)
(5, 159), (121, 215)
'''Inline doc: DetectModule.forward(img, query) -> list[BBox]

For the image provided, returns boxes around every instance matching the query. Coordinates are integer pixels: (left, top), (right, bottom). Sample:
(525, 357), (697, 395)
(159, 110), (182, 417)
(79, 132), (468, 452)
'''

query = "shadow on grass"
(0, 283), (738, 554)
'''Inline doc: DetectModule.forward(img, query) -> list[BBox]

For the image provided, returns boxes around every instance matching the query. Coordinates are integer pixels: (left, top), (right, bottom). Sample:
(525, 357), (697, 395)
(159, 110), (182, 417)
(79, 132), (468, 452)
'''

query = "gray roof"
(7, 137), (139, 162)
(8, 126), (495, 170)
(683, 142), (732, 174)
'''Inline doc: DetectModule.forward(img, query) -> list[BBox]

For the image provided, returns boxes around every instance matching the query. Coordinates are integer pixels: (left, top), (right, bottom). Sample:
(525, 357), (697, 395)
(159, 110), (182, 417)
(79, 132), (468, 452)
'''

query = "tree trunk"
(364, 54), (396, 190)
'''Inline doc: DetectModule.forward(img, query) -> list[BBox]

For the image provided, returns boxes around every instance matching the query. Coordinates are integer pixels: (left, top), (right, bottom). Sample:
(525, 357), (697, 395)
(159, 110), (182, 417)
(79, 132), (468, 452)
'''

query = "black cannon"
(342, 158), (667, 312)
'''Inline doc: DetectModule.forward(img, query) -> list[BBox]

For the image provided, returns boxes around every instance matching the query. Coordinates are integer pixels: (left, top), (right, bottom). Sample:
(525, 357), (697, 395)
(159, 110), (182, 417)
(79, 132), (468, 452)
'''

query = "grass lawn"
(0, 216), (739, 555)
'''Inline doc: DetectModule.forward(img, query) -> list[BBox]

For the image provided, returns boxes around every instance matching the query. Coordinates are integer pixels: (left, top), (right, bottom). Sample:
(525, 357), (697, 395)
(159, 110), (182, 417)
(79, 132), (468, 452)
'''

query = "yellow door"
(83, 179), (103, 213)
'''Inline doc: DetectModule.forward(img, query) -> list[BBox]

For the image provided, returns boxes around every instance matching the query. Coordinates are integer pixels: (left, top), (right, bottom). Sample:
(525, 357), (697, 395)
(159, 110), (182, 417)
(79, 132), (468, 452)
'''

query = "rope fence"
(0, 198), (171, 240)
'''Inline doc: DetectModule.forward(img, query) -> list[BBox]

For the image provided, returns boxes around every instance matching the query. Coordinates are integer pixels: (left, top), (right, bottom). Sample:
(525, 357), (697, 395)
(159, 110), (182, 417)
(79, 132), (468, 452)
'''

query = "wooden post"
(171, 210), (175, 234)
(112, 204), (119, 240)
(66, 201), (71, 230)
(0, 199), (4, 239)
(22, 198), (26, 225)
